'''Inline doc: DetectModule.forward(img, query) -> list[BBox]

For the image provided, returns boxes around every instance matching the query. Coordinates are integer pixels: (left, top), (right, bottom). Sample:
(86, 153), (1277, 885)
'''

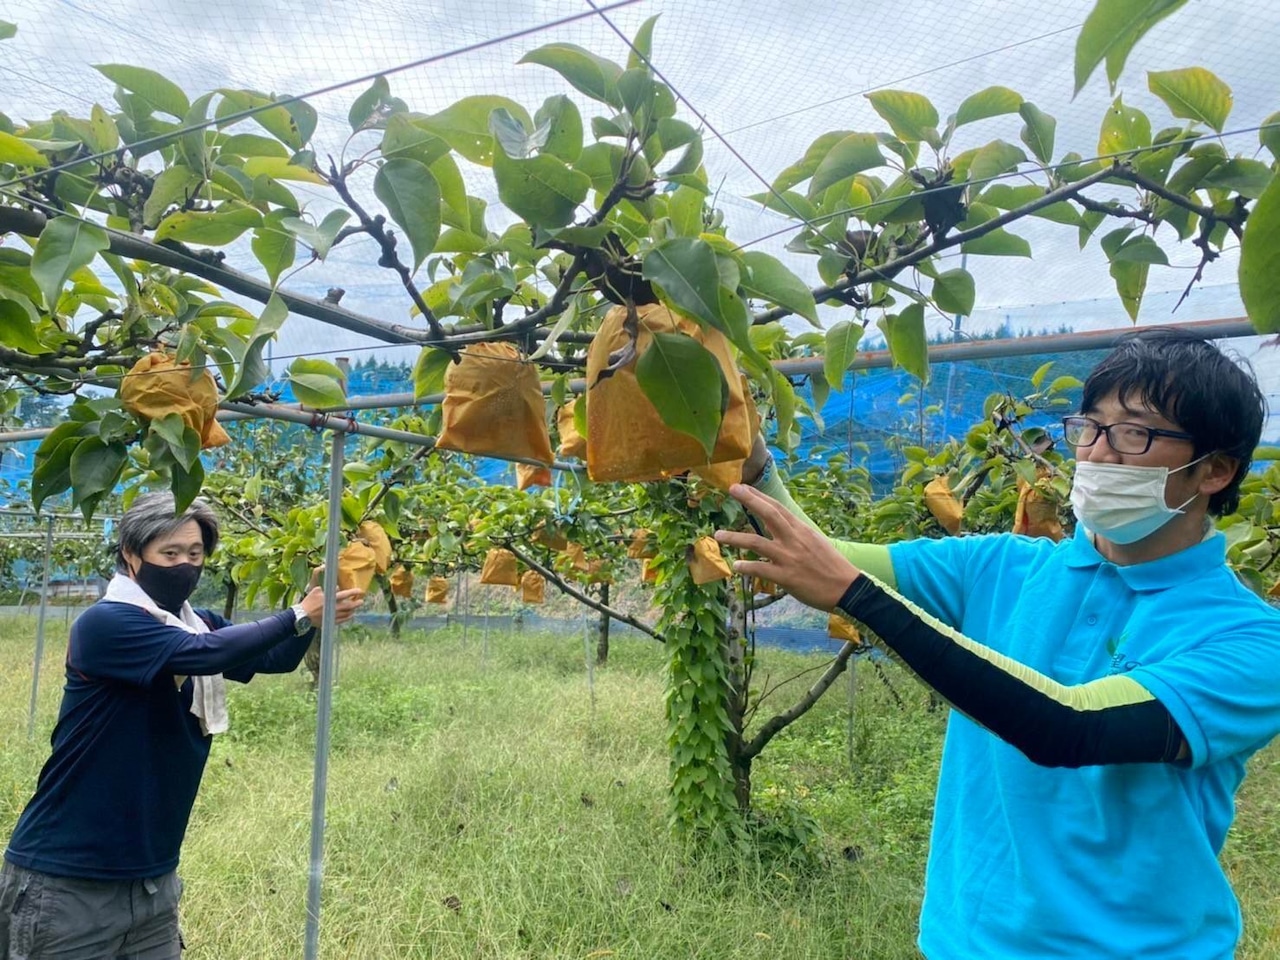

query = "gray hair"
(114, 491), (220, 573)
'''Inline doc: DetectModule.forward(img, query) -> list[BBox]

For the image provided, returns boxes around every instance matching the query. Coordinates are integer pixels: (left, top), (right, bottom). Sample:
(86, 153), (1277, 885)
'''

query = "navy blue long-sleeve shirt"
(4, 601), (314, 879)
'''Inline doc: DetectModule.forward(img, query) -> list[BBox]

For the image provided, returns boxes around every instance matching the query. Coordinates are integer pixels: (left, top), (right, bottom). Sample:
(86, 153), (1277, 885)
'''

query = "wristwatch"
(291, 603), (313, 635)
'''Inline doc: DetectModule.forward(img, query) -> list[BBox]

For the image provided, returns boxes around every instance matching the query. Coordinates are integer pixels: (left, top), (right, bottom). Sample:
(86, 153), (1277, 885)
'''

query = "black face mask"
(134, 561), (203, 614)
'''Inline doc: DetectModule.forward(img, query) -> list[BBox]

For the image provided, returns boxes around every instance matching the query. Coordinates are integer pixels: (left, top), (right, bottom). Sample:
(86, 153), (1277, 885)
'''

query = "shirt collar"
(1061, 521), (1226, 591)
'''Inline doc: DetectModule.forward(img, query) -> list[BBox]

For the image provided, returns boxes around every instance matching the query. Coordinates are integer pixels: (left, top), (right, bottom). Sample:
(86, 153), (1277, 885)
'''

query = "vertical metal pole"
(304, 432), (345, 960)
(27, 517), (55, 739)
(482, 607), (490, 663)
(846, 657), (857, 773)
(460, 572), (469, 647)
(584, 616), (596, 716)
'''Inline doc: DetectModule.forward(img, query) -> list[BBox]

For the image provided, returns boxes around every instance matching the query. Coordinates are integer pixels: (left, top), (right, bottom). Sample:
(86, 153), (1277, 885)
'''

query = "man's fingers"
(714, 529), (777, 556)
(729, 559), (781, 582)
(728, 484), (796, 535)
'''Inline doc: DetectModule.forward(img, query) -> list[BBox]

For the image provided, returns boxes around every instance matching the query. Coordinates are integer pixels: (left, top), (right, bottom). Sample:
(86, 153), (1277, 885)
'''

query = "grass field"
(1, 615), (1277, 959)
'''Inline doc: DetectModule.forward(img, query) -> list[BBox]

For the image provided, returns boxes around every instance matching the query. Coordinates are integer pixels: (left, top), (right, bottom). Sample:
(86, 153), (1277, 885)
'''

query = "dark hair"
(114, 491), (220, 574)
(1080, 327), (1266, 516)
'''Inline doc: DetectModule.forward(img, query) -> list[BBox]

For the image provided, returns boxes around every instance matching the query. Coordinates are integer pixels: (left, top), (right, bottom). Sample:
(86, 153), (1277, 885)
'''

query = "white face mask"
(1070, 456), (1209, 545)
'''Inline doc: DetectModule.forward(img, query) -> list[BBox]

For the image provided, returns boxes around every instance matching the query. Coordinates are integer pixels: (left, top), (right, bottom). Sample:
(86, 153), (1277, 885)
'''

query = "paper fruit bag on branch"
(425, 577), (450, 604)
(827, 613), (861, 643)
(556, 401), (586, 460)
(923, 475), (964, 535)
(355, 521), (393, 573)
(337, 542), (378, 592)
(687, 537), (733, 585)
(585, 304), (751, 482)
(1014, 471), (1065, 541)
(520, 570), (545, 604)
(388, 565), (414, 598)
(516, 462), (552, 490)
(437, 342), (554, 464)
(120, 353), (231, 450)
(480, 548), (520, 586)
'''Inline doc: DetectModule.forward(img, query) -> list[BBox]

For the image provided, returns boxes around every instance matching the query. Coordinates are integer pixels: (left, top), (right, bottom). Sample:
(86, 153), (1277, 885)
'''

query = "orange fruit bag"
(437, 342), (553, 464)
(120, 352), (230, 450)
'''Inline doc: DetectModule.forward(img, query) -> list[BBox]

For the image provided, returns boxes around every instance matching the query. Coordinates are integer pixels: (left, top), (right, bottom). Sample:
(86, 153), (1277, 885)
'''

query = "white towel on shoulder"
(102, 573), (229, 735)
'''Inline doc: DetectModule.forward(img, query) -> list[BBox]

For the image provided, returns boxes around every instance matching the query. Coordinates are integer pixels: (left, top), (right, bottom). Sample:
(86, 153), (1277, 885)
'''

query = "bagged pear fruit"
(556, 401), (586, 460)
(520, 570), (546, 604)
(586, 304), (751, 482)
(923, 475), (963, 535)
(516, 462), (552, 490)
(388, 565), (414, 598)
(827, 613), (861, 643)
(687, 536), (733, 586)
(1014, 472), (1065, 541)
(120, 352), (231, 450)
(337, 542), (378, 592)
(436, 342), (554, 464)
(425, 577), (450, 604)
(355, 521), (393, 573)
(480, 548), (520, 586)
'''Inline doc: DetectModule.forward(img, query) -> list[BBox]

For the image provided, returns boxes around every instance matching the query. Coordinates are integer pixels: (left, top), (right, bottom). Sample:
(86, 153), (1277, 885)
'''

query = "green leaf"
(1200, 159), (1274, 199)
(0, 21), (15, 40)
(373, 157), (442, 270)
(1018, 102), (1056, 165)
(968, 140), (1027, 184)
(0, 131), (49, 168)
(286, 357), (347, 409)
(492, 149), (590, 229)
(1261, 112), (1280, 162)
(1110, 234), (1169, 265)
(281, 209), (351, 260)
(668, 184), (705, 237)
(348, 75), (390, 131)
(1031, 360), (1055, 390)
(865, 90), (939, 145)
(149, 413), (201, 471)
(30, 216), (110, 311)
(488, 107), (540, 159)
(635, 332), (726, 458)
(1110, 260), (1150, 321)
(225, 293), (287, 399)
(69, 436), (128, 506)
(1148, 67), (1232, 133)
(739, 251), (818, 325)
(413, 347), (453, 399)
(932, 268), (976, 316)
(641, 238), (724, 332)
(954, 86), (1023, 127)
(142, 164), (200, 228)
(0, 296), (45, 353)
(1074, 0), (1190, 94)
(95, 64), (190, 118)
(241, 156), (325, 184)
(628, 15), (660, 69)
(1240, 172), (1280, 333)
(252, 210), (297, 287)
(879, 302), (929, 384)
(519, 43), (622, 108)
(534, 95), (583, 163)
(770, 369), (799, 450)
(171, 457), (205, 514)
(1099, 97), (1152, 157)
(419, 96), (531, 165)
(379, 114), (451, 166)
(154, 207), (261, 246)
(823, 321), (862, 393)
(773, 131), (852, 192)
(808, 133), (883, 197)
(961, 227), (1031, 258)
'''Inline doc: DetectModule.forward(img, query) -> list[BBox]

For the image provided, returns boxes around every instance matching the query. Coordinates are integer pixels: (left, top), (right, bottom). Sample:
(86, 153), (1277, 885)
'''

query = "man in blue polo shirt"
(717, 328), (1280, 959)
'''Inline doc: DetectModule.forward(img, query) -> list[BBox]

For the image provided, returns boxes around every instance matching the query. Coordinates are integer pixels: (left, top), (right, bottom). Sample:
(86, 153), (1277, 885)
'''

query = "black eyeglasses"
(1062, 416), (1195, 455)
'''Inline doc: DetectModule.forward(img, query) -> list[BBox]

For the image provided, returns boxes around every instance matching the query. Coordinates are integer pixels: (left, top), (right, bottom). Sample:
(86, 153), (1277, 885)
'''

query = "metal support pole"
(584, 616), (596, 716)
(846, 656), (857, 773)
(304, 432), (345, 959)
(26, 517), (54, 738)
(460, 573), (469, 648)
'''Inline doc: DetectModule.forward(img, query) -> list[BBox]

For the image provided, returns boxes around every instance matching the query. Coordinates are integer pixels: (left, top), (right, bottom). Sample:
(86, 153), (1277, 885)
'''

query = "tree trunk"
(724, 584), (752, 813)
(595, 583), (611, 665)
(387, 591), (402, 639)
(222, 578), (237, 621)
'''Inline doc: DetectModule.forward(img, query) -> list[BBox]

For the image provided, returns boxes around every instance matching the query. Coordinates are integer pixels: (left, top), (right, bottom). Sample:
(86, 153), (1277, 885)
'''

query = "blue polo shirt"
(888, 524), (1280, 960)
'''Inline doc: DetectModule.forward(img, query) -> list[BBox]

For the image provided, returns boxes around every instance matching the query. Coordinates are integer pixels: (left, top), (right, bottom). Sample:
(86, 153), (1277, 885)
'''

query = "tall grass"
(0, 617), (1276, 958)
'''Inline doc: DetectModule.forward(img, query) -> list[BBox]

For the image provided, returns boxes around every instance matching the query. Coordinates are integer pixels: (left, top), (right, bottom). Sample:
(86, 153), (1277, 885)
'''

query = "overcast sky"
(3, 0), (1276, 388)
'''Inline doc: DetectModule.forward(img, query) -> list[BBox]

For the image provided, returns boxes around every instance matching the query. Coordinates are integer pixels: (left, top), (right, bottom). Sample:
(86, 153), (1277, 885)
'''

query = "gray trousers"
(0, 862), (182, 960)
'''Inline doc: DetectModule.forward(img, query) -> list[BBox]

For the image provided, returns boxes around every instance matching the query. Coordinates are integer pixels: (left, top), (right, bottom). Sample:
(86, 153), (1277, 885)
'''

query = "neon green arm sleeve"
(755, 466), (897, 588)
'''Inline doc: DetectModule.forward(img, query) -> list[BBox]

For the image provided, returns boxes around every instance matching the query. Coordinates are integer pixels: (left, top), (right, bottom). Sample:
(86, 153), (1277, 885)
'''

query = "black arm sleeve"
(164, 610), (300, 676)
(837, 577), (1185, 768)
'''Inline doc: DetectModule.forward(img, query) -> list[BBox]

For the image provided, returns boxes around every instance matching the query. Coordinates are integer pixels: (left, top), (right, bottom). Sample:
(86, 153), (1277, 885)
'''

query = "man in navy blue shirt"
(0, 492), (363, 959)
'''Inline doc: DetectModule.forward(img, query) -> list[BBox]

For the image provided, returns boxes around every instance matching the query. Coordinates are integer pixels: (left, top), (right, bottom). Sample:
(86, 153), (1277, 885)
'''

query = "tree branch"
(1073, 194), (1158, 226)
(1110, 167), (1216, 221)
(751, 164), (1119, 325)
(503, 542), (665, 643)
(742, 639), (859, 760)
(0, 204), (433, 346)
(327, 161), (447, 341)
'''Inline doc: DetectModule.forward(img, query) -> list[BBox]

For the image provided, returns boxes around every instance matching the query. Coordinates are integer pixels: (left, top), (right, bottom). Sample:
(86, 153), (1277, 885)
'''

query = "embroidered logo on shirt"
(1106, 632), (1141, 673)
